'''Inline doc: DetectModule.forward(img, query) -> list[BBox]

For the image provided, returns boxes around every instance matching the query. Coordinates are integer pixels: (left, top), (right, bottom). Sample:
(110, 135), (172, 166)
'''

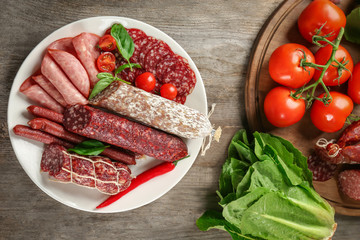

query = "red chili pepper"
(96, 161), (176, 209)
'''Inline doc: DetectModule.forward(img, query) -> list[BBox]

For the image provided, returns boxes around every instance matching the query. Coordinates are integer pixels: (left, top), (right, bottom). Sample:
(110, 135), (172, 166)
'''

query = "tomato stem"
(293, 27), (345, 107)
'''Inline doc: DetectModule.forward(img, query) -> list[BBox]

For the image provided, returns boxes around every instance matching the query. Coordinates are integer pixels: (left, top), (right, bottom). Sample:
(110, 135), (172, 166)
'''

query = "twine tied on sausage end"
(201, 103), (222, 156)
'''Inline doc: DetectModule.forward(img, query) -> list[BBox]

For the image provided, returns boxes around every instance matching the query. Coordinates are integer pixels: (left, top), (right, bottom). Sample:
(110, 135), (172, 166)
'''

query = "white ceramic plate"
(7, 16), (207, 213)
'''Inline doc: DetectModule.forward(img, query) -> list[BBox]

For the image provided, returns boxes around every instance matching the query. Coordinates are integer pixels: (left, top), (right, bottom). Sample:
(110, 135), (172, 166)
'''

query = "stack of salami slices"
(117, 28), (197, 104)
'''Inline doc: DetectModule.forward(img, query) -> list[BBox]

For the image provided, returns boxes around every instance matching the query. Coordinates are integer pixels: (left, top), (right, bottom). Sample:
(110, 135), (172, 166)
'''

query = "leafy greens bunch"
(196, 130), (336, 240)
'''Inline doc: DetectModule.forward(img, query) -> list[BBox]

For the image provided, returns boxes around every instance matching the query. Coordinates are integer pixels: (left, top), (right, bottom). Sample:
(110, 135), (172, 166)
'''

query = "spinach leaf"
(67, 140), (109, 156)
(345, 7), (360, 44)
(111, 24), (135, 67)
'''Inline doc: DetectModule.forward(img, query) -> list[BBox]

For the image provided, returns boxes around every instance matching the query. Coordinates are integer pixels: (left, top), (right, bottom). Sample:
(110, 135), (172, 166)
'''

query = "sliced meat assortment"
(63, 104), (188, 162)
(48, 49), (90, 98)
(72, 32), (101, 88)
(41, 144), (132, 195)
(41, 53), (88, 105)
(19, 76), (64, 113)
(90, 81), (212, 139)
(32, 74), (67, 107)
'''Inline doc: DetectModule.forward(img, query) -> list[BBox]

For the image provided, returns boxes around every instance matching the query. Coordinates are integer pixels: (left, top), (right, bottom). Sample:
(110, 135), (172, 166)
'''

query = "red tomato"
(313, 44), (353, 86)
(98, 34), (117, 51)
(160, 83), (177, 100)
(135, 72), (156, 92)
(310, 91), (353, 132)
(298, 0), (346, 43)
(97, 52), (116, 72)
(269, 43), (315, 88)
(264, 87), (306, 127)
(348, 62), (360, 104)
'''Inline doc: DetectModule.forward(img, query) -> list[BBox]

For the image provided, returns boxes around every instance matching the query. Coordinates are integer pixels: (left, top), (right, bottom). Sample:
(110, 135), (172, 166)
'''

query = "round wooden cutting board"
(245, 0), (360, 216)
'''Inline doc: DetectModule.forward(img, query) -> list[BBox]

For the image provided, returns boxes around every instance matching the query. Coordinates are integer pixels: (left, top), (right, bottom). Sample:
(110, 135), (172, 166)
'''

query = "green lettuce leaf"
(345, 7), (360, 44)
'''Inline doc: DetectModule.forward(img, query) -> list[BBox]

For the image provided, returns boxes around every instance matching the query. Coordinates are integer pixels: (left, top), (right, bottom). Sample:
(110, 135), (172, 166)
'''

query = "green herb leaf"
(67, 140), (109, 156)
(111, 24), (135, 68)
(345, 7), (360, 44)
(88, 76), (114, 100)
(115, 63), (142, 75)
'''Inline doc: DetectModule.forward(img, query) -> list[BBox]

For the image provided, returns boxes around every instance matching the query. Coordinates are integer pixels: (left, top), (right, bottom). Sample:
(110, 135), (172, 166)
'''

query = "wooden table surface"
(1, 0), (360, 239)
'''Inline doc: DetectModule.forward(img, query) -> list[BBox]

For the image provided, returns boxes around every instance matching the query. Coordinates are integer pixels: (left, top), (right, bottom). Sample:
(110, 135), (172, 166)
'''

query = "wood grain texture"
(1, 0), (360, 239)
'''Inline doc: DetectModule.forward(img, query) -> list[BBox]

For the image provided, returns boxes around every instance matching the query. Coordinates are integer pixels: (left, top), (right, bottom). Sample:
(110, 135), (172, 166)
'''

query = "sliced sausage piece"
(72, 32), (100, 88)
(32, 74), (67, 107)
(127, 28), (146, 41)
(41, 53), (88, 105)
(48, 49), (90, 98)
(19, 77), (64, 113)
(41, 143), (132, 195)
(47, 37), (77, 56)
(90, 81), (212, 139)
(338, 170), (360, 200)
(63, 104), (188, 162)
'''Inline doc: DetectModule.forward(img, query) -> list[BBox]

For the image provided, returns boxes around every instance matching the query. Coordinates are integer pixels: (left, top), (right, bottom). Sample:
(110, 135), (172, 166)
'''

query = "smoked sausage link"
(89, 81), (212, 139)
(63, 104), (188, 162)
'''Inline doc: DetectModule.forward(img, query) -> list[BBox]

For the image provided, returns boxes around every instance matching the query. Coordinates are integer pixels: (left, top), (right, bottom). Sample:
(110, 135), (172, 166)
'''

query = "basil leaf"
(115, 63), (142, 75)
(111, 24), (135, 66)
(97, 72), (114, 79)
(345, 7), (360, 44)
(68, 140), (109, 156)
(89, 76), (115, 100)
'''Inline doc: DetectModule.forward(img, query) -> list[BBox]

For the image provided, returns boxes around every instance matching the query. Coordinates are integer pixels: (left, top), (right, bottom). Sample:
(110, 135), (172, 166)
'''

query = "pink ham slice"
(48, 49), (90, 98)
(47, 37), (77, 56)
(32, 74), (67, 107)
(19, 76), (64, 113)
(41, 53), (88, 105)
(72, 33), (100, 88)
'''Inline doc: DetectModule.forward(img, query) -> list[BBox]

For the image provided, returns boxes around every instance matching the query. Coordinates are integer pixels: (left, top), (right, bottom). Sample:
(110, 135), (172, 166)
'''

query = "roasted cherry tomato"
(298, 0), (346, 43)
(269, 43), (315, 88)
(135, 72), (156, 92)
(347, 62), (360, 104)
(264, 86), (306, 128)
(310, 91), (353, 133)
(96, 52), (116, 72)
(313, 44), (353, 86)
(160, 83), (177, 100)
(98, 34), (117, 51)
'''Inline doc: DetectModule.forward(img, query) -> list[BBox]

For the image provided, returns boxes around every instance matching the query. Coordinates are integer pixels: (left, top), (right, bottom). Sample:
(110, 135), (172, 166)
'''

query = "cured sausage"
(28, 106), (136, 165)
(72, 32), (100, 88)
(19, 77), (64, 113)
(41, 53), (88, 105)
(27, 105), (64, 124)
(47, 37), (77, 56)
(32, 74), (67, 107)
(63, 104), (188, 162)
(48, 49), (90, 98)
(13, 125), (72, 148)
(90, 81), (212, 139)
(41, 144), (132, 195)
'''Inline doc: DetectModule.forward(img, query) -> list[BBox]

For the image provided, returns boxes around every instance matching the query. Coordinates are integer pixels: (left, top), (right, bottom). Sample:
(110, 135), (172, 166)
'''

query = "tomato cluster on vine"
(264, 0), (359, 133)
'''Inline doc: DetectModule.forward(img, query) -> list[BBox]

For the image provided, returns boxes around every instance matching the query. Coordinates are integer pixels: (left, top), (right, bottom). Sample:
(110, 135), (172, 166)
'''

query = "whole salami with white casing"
(41, 143), (132, 195)
(89, 81), (213, 139)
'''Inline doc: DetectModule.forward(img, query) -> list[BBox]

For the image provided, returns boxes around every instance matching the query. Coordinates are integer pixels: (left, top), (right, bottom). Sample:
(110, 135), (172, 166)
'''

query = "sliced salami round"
(130, 37), (149, 63)
(127, 28), (147, 41)
(162, 61), (190, 95)
(139, 37), (159, 66)
(156, 57), (182, 82)
(307, 150), (337, 181)
(338, 170), (360, 200)
(144, 44), (173, 75)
